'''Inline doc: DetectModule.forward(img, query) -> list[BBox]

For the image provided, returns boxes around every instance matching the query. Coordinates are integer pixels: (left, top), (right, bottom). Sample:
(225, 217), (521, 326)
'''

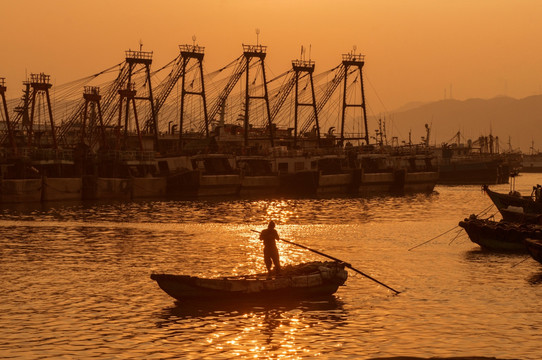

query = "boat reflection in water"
(156, 295), (345, 321)
(155, 296), (348, 353)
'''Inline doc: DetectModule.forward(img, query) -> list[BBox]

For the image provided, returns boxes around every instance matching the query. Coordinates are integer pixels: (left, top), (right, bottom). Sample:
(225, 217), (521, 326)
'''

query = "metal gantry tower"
(292, 59), (319, 147)
(23, 73), (57, 149)
(242, 44), (273, 147)
(178, 43), (209, 148)
(118, 49), (156, 150)
(82, 86), (106, 149)
(0, 78), (17, 152)
(341, 52), (369, 145)
(117, 81), (141, 150)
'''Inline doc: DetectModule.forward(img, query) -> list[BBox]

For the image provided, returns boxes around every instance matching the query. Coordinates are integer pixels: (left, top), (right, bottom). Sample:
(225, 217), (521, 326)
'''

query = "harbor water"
(1, 174), (541, 359)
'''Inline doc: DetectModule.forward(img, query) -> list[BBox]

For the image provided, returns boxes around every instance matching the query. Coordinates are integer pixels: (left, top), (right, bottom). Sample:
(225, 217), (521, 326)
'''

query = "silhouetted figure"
(260, 221), (281, 274)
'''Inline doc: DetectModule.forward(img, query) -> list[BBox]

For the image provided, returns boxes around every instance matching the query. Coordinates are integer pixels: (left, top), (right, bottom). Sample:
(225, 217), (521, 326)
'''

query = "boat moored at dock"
(458, 215), (542, 252)
(237, 156), (280, 196)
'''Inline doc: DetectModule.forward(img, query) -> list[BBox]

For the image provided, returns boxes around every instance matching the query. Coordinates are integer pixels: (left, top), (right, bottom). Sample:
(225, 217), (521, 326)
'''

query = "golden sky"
(2, 0), (542, 115)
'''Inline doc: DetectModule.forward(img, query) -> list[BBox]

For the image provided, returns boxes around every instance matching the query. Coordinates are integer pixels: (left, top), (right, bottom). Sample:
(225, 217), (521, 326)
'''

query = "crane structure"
(242, 44), (273, 147)
(2, 45), (378, 157)
(178, 44), (209, 148)
(151, 54), (185, 122)
(206, 54), (247, 128)
(0, 78), (17, 153)
(15, 73), (58, 150)
(116, 49), (156, 151)
(340, 52), (369, 145)
(81, 86), (106, 150)
(299, 64), (345, 137)
(291, 59), (319, 147)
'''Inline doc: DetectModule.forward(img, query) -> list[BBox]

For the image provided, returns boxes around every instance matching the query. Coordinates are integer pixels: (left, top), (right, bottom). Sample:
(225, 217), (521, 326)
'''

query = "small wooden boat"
(151, 261), (348, 302)
(458, 215), (542, 252)
(483, 185), (542, 224)
(525, 238), (542, 265)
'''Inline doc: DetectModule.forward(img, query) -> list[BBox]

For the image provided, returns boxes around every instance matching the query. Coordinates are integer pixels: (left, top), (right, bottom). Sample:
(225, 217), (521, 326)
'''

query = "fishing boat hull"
(404, 171), (438, 194)
(525, 238), (542, 265)
(356, 171), (399, 196)
(458, 216), (541, 252)
(197, 174), (241, 197)
(165, 169), (200, 197)
(483, 185), (542, 224)
(41, 177), (82, 202)
(131, 177), (167, 199)
(82, 176), (132, 201)
(438, 158), (506, 185)
(0, 178), (42, 203)
(317, 173), (353, 195)
(239, 175), (280, 196)
(151, 261), (348, 301)
(521, 154), (542, 173)
(237, 157), (280, 196)
(279, 170), (319, 196)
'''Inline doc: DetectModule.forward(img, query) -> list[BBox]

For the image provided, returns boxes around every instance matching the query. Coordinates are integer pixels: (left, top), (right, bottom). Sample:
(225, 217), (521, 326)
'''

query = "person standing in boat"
(260, 221), (281, 274)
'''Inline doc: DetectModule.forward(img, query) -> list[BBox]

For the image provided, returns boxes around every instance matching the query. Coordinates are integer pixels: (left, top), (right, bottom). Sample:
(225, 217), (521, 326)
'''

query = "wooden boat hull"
(483, 185), (542, 223)
(499, 208), (542, 225)
(458, 216), (542, 252)
(151, 261), (348, 301)
(525, 238), (542, 264)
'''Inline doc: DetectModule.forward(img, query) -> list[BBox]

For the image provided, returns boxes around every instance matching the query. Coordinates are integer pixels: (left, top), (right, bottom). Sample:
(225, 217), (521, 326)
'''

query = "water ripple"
(1, 176), (542, 358)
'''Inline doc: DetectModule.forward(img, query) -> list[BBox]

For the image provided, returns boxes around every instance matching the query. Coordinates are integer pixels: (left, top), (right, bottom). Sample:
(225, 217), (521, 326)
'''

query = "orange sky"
(2, 0), (542, 117)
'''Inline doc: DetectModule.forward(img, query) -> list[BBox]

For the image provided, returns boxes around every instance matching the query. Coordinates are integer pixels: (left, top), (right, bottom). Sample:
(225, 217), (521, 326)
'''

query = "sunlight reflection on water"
(1, 175), (542, 358)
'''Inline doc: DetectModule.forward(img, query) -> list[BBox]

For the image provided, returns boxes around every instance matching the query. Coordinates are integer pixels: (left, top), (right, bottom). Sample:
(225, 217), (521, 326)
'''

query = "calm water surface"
(1, 174), (541, 359)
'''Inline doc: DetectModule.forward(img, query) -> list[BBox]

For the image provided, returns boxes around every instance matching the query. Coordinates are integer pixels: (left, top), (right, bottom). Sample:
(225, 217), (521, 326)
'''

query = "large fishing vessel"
(0, 44), (438, 203)
(433, 132), (513, 185)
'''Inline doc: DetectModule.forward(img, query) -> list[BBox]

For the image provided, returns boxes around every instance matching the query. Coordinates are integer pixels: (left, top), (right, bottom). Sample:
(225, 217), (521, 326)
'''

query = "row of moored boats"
(459, 184), (542, 265)
(0, 149), (439, 203)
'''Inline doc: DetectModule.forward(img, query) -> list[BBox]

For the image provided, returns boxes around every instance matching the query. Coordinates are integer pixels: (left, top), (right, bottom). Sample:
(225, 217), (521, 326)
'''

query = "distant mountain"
(392, 101), (429, 113)
(380, 95), (542, 153)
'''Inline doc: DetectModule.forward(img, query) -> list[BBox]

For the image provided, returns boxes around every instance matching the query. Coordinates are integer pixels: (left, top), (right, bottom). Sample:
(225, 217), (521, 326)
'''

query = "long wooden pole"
(251, 230), (401, 295)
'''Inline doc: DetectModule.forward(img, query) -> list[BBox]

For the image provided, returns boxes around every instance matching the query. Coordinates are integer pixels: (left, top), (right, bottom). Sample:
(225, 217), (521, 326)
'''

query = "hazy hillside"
(381, 95), (542, 153)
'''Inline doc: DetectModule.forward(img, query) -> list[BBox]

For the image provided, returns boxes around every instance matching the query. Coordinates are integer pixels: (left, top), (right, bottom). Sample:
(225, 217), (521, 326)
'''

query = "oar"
(251, 229), (401, 295)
